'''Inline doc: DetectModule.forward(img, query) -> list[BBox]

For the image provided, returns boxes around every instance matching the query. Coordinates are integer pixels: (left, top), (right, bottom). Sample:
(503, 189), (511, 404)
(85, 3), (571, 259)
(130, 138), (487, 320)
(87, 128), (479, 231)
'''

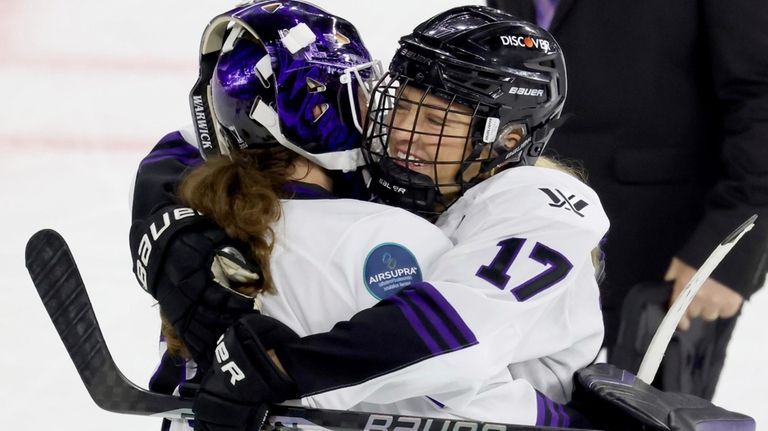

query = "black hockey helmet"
(362, 6), (567, 217)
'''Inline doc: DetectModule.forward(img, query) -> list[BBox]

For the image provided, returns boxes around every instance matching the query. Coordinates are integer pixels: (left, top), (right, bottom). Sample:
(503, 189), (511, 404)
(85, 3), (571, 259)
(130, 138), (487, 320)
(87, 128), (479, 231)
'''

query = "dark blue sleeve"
(274, 282), (478, 397)
(129, 131), (207, 293)
(130, 131), (203, 222)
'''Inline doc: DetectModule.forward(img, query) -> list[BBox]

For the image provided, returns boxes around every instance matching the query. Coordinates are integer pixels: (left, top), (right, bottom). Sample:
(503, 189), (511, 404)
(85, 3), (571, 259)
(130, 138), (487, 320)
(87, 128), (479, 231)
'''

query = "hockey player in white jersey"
(244, 8), (752, 431)
(162, 6), (608, 431)
(353, 8), (606, 409)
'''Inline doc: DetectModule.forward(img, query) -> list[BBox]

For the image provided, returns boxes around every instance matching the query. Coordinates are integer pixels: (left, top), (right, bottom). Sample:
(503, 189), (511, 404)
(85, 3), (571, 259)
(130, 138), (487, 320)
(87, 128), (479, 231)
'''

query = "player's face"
(386, 86), (473, 192)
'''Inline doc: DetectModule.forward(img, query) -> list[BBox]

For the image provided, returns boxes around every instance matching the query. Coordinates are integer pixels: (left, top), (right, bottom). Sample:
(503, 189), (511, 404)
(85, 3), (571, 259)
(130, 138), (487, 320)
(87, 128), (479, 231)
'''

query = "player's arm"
(196, 275), (583, 413)
(198, 299), (596, 428)
(130, 130), (203, 222)
(193, 279), (484, 412)
(129, 130), (260, 370)
(191, 208), (466, 427)
(192, 180), (609, 414)
(199, 187), (608, 411)
(286, 179), (609, 409)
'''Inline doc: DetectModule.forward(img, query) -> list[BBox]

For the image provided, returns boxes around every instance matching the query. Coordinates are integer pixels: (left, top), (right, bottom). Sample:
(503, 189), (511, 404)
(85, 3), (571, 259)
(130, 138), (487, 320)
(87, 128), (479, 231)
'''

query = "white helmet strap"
(249, 101), (365, 172)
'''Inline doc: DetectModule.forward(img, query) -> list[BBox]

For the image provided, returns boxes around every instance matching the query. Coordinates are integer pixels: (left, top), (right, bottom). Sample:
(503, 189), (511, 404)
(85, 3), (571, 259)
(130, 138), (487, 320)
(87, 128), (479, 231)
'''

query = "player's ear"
(497, 124), (526, 151)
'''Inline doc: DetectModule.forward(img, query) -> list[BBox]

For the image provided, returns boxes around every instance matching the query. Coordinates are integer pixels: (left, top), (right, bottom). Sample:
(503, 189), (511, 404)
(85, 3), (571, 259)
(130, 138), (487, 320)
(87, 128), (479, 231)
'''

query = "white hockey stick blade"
(636, 214), (757, 384)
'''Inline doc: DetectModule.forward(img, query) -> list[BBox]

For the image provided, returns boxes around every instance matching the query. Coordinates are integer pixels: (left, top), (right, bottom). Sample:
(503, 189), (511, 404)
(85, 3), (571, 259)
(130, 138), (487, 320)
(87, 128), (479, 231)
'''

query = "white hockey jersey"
(135, 133), (608, 428)
(269, 166), (609, 427)
(262, 195), (453, 335)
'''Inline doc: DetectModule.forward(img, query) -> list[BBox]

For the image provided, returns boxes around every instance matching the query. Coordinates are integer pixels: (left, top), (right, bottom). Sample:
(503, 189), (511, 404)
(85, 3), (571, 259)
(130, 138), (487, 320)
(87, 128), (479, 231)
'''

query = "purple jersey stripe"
(546, 397), (560, 427)
(535, 392), (590, 429)
(426, 396), (445, 408)
(558, 402), (570, 428)
(148, 360), (165, 390)
(535, 392), (546, 426)
(282, 181), (335, 199)
(141, 153), (202, 168)
(149, 349), (188, 396)
(536, 390), (574, 427)
(148, 145), (199, 159)
(413, 282), (477, 345)
(388, 295), (443, 354)
(141, 145), (202, 167)
(156, 131), (185, 146)
(403, 288), (462, 350)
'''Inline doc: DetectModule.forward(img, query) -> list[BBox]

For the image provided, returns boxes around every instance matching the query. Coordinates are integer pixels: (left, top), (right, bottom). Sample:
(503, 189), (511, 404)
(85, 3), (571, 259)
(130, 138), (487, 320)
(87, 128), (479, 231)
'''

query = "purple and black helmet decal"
(190, 1), (382, 172)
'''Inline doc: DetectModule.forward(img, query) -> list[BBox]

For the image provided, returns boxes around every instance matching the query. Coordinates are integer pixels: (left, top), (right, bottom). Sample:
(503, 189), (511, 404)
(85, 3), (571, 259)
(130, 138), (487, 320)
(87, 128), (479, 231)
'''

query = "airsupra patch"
(364, 243), (422, 300)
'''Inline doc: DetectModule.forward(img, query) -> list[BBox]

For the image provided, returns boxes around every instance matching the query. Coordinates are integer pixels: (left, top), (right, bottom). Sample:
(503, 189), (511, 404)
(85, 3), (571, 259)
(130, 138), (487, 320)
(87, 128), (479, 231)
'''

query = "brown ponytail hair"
(161, 147), (300, 359)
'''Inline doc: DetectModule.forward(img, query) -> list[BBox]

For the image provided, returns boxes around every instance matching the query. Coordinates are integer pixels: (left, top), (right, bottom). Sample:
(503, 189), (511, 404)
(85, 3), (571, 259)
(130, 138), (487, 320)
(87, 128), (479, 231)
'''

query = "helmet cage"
(361, 6), (567, 216)
(362, 71), (541, 217)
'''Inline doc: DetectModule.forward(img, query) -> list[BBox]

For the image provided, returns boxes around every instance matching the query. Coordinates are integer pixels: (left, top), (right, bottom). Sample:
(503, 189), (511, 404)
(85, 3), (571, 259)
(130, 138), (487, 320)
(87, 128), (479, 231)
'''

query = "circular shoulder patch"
(363, 243), (423, 300)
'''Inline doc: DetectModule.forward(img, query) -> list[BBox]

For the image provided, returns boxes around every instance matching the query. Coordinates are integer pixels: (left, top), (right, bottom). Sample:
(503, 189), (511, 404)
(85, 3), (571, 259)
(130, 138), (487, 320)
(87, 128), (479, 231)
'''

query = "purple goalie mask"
(190, 0), (382, 172)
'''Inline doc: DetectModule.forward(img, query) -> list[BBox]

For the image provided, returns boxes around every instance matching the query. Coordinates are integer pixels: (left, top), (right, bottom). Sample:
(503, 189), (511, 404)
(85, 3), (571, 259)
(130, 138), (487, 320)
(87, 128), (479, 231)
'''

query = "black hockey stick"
(25, 229), (193, 418)
(25, 229), (589, 431)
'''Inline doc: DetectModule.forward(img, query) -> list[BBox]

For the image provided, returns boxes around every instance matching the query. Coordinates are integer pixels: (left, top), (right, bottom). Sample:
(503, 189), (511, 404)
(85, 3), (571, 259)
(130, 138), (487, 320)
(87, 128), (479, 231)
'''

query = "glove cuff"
(210, 316), (300, 404)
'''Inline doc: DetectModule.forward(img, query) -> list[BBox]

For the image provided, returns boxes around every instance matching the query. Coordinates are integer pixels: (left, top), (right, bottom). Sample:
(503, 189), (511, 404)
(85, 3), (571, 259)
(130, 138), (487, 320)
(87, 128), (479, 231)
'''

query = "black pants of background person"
(486, 0), (768, 400)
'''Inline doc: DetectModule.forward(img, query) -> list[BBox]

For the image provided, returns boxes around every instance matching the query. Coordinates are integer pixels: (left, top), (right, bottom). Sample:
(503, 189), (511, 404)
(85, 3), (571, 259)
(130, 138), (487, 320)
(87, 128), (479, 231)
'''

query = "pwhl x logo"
(500, 35), (551, 52)
(540, 188), (588, 217)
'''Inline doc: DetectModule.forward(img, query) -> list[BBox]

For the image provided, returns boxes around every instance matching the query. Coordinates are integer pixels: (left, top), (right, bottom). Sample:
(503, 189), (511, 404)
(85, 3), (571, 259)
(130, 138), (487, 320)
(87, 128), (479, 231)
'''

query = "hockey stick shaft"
(25, 229), (585, 431)
(636, 215), (757, 384)
(25, 229), (194, 418)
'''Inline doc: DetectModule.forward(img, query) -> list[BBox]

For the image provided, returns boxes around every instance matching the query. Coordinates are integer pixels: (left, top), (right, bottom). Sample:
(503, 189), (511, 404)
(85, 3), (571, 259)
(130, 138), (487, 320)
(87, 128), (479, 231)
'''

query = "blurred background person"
(487, 0), (768, 399)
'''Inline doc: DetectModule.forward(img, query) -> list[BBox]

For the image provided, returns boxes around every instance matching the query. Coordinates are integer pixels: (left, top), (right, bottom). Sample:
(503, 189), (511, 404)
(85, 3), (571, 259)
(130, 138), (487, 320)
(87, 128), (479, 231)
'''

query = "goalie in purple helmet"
(189, 0), (381, 170)
(129, 2), (394, 430)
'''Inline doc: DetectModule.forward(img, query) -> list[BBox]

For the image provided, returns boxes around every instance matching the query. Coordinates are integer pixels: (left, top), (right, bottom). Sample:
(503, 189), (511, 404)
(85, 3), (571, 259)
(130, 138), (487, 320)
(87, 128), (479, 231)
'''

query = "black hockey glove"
(157, 226), (263, 371)
(130, 205), (262, 370)
(572, 363), (755, 431)
(193, 314), (300, 431)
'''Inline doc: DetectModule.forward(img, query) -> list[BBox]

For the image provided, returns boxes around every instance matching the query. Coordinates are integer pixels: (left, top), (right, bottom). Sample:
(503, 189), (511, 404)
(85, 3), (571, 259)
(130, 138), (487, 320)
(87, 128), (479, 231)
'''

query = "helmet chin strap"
(369, 158), (442, 218)
(249, 100), (366, 173)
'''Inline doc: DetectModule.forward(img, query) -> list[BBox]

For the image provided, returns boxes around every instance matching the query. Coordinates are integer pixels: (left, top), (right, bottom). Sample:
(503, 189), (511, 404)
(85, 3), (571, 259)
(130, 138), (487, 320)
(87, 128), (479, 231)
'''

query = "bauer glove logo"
(214, 334), (246, 386)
